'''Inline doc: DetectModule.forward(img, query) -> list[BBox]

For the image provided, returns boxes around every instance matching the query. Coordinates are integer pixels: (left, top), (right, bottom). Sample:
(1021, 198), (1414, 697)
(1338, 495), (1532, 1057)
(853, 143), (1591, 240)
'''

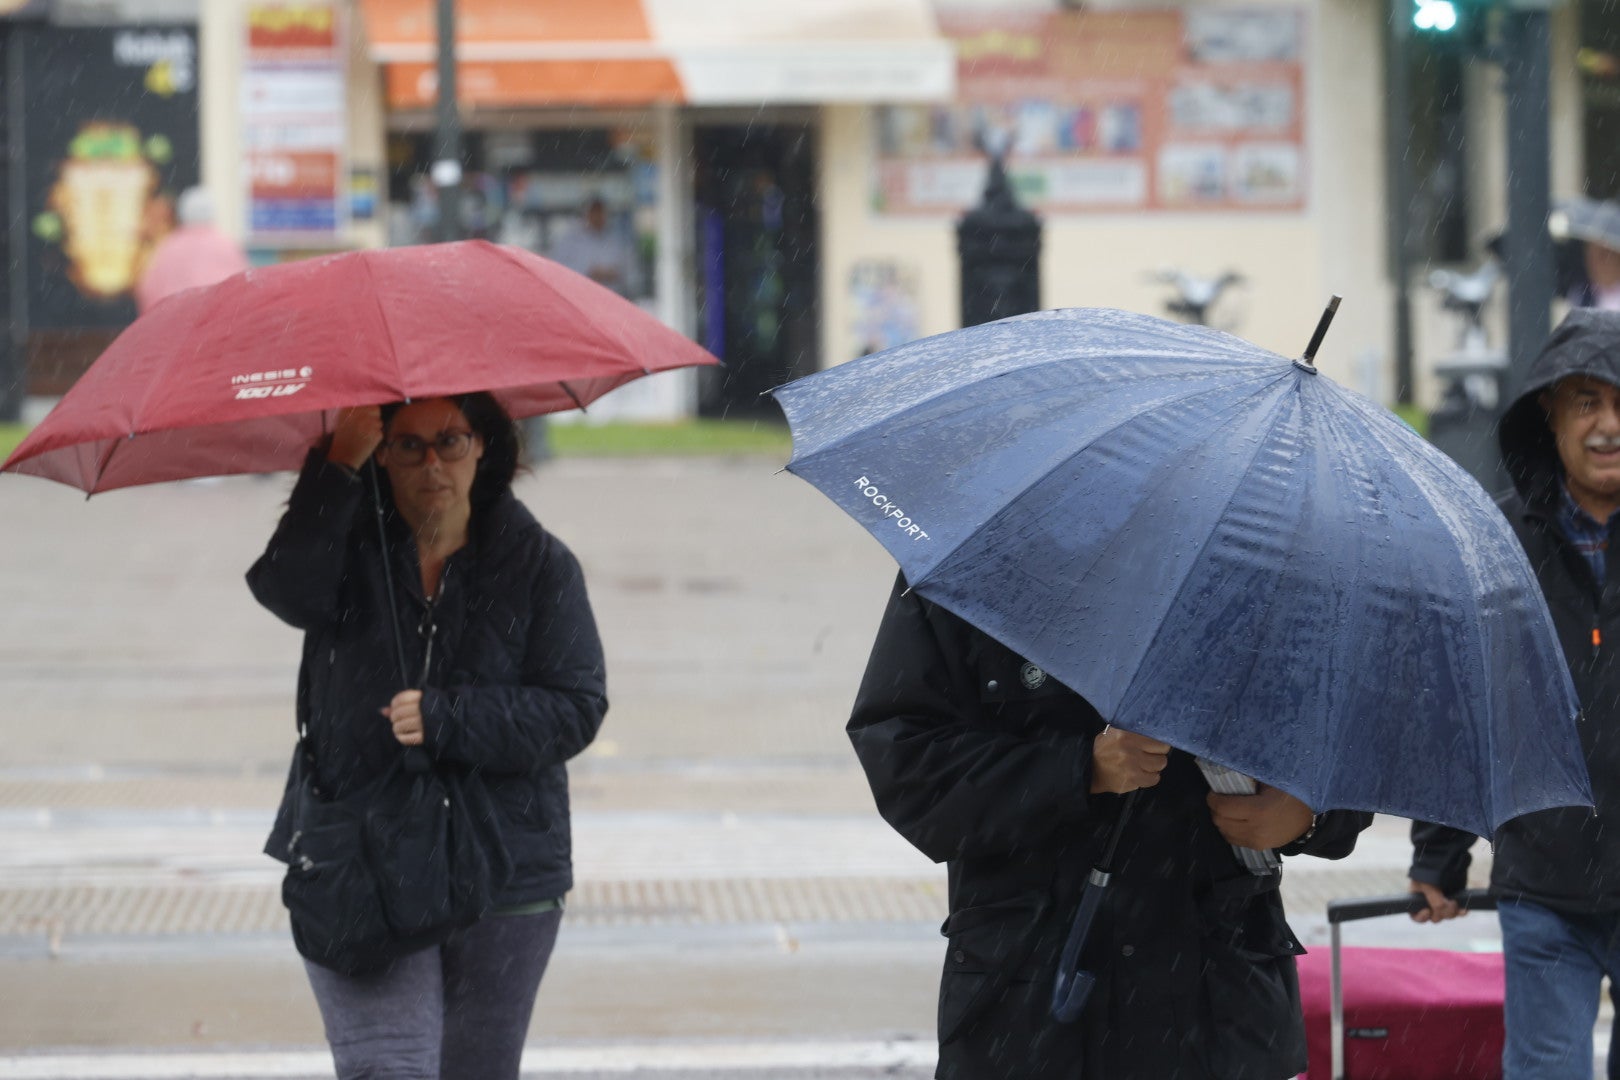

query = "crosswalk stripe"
(0, 1040), (939, 1078)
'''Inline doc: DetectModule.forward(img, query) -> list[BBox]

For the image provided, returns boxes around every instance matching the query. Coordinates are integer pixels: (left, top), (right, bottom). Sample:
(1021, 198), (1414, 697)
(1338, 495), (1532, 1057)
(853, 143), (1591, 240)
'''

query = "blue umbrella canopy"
(774, 307), (1590, 838)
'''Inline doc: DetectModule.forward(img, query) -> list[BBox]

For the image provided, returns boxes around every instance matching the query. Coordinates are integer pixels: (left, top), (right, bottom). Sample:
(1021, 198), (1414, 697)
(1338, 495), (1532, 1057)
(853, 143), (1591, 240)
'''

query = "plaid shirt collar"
(1557, 478), (1617, 586)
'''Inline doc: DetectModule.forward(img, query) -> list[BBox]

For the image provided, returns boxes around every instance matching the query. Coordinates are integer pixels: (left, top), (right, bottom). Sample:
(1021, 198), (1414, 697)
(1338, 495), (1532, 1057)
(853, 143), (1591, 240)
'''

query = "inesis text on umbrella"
(231, 366), (314, 400)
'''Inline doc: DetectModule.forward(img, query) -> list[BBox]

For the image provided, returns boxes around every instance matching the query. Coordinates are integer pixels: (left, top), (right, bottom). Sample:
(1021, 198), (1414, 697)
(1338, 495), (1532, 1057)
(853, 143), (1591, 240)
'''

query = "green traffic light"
(1414, 0), (1459, 31)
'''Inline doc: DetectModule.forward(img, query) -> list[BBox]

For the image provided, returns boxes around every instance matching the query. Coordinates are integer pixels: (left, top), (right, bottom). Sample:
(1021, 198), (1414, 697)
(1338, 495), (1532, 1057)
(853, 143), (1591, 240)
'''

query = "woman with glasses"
(247, 394), (607, 1080)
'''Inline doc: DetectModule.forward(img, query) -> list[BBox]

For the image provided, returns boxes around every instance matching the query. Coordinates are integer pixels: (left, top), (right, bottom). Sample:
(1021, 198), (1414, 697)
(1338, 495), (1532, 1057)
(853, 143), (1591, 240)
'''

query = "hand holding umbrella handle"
(330, 406), (385, 471)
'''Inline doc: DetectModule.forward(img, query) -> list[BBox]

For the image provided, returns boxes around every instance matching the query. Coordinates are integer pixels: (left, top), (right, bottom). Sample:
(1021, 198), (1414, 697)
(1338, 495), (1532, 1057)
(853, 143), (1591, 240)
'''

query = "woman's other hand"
(329, 405), (384, 471)
(1207, 783), (1314, 850)
(381, 689), (424, 746)
(1090, 726), (1171, 794)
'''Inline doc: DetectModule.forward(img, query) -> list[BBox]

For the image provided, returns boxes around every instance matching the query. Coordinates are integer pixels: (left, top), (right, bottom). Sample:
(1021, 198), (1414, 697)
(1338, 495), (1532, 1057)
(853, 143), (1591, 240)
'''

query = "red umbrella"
(4, 240), (720, 493)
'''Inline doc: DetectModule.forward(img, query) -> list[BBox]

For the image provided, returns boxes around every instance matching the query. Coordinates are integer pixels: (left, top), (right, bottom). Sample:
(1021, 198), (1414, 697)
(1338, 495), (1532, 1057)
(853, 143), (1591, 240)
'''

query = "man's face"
(1544, 375), (1620, 512)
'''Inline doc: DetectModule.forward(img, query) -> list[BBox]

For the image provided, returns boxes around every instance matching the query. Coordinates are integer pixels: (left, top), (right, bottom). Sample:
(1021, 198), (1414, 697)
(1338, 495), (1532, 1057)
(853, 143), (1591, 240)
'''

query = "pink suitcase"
(1295, 891), (1504, 1080)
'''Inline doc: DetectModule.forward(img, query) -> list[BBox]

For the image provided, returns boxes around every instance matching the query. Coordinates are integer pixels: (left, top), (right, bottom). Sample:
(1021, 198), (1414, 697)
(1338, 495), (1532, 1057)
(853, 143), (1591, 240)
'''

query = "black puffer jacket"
(1412, 308), (1620, 913)
(249, 450), (608, 905)
(850, 576), (1371, 1080)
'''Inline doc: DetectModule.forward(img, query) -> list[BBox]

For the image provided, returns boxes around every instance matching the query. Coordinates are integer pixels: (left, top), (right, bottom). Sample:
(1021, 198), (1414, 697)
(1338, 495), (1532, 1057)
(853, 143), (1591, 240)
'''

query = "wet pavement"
(0, 455), (1587, 1076)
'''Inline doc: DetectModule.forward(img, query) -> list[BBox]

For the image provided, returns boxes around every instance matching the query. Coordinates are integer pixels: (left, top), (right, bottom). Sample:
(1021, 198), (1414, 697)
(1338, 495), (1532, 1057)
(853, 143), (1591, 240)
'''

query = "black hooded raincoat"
(851, 575), (1372, 1080)
(1412, 308), (1620, 912)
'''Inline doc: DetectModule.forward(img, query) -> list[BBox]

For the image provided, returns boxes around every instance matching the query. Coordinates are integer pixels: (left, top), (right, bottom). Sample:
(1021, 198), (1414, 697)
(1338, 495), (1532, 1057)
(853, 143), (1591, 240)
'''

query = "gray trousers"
(304, 908), (563, 1080)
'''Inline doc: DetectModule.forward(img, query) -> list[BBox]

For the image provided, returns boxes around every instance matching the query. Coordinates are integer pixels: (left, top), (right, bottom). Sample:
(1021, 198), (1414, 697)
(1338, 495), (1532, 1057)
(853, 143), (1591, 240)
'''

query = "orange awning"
(357, 0), (954, 109)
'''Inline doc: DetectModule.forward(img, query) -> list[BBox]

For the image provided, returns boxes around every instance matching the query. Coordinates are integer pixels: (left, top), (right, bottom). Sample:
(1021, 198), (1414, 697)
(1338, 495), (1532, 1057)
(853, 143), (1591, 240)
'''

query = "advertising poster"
(23, 24), (201, 329)
(874, 7), (1307, 215)
(244, 3), (347, 240)
(849, 260), (921, 361)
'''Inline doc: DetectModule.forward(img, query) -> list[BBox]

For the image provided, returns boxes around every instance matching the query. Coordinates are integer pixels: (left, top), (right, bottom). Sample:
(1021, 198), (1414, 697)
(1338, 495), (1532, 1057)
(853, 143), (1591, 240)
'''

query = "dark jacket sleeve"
(421, 538), (607, 773)
(1279, 809), (1373, 860)
(847, 577), (1093, 865)
(245, 449), (364, 630)
(1408, 819), (1475, 895)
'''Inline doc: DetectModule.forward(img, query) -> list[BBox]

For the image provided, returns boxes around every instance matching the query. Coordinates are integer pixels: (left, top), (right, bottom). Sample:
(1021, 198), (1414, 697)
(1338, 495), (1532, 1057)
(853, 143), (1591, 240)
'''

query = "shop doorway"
(692, 124), (819, 420)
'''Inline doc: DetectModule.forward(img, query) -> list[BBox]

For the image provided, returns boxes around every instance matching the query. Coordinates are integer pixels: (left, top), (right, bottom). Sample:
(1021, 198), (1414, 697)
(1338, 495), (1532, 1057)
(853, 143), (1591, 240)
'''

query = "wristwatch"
(1297, 812), (1326, 845)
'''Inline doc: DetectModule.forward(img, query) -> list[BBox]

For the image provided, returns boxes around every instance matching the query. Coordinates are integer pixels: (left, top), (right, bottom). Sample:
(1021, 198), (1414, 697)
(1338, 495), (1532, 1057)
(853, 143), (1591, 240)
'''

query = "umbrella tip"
(1298, 294), (1342, 370)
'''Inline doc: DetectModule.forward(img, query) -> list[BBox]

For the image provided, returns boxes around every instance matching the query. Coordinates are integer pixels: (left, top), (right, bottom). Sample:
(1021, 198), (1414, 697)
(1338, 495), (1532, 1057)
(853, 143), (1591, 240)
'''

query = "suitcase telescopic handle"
(1328, 889), (1495, 1080)
(1328, 888), (1496, 923)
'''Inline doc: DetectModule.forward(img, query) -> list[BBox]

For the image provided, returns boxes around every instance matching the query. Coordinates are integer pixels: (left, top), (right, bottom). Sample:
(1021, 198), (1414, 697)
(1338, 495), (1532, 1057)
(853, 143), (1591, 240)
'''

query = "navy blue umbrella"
(773, 305), (1589, 839)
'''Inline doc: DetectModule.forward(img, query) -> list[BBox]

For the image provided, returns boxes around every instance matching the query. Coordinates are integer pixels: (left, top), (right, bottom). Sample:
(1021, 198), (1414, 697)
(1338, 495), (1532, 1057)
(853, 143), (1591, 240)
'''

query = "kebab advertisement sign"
(874, 7), (1307, 215)
(244, 3), (347, 240)
(24, 25), (200, 328)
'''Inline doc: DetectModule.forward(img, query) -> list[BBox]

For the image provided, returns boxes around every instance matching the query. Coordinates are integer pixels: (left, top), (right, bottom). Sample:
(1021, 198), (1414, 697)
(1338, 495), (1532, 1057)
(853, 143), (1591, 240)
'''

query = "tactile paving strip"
(0, 877), (951, 940)
(0, 865), (1443, 943)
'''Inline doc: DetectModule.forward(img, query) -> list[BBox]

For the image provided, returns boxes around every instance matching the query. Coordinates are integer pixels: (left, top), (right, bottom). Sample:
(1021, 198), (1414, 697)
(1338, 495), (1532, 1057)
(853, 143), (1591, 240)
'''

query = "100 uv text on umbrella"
(230, 366), (314, 400)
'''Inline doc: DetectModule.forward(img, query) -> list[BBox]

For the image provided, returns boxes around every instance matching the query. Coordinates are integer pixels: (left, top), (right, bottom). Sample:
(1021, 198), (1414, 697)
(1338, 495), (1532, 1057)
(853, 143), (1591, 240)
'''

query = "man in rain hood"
(1411, 307), (1620, 1078)
(850, 580), (1373, 1078)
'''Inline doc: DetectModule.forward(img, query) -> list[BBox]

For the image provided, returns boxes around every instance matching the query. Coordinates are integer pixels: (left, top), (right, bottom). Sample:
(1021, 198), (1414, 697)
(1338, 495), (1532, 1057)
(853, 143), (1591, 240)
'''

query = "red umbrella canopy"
(3, 240), (720, 493)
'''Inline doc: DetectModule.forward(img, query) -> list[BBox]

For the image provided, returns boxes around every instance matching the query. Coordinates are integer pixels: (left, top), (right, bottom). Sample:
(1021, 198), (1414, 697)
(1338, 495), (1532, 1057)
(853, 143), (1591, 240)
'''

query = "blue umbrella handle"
(1050, 788), (1141, 1023)
(1050, 868), (1111, 1022)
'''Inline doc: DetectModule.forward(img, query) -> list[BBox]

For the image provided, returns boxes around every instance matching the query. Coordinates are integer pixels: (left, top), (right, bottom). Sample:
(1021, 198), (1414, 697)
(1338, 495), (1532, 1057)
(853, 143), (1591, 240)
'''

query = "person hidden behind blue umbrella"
(772, 300), (1588, 1079)
(1410, 307), (1620, 1080)
(848, 580), (1373, 1079)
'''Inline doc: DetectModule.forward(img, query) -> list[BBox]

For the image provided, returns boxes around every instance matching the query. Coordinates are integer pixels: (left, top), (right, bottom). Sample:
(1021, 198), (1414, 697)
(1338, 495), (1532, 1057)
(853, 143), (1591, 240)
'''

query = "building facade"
(8, 0), (1610, 419)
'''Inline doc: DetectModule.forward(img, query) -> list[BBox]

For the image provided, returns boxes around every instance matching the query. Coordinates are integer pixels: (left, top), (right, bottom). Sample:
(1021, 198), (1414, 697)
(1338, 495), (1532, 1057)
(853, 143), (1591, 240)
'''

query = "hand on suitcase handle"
(1409, 879), (1467, 922)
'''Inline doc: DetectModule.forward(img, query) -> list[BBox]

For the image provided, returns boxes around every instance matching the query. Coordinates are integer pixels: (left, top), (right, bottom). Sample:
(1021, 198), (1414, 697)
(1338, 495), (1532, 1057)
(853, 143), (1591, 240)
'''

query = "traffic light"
(1411, 0), (1491, 53)
(1413, 0), (1459, 32)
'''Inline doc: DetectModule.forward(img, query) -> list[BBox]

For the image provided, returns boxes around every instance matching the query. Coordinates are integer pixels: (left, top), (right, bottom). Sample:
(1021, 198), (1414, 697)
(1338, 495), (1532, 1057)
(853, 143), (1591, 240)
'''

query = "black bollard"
(957, 151), (1042, 328)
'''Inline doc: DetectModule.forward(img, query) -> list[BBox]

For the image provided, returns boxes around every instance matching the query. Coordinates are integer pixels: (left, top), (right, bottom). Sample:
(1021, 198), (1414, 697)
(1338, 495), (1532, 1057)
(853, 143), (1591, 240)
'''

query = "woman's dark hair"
(378, 392), (522, 509)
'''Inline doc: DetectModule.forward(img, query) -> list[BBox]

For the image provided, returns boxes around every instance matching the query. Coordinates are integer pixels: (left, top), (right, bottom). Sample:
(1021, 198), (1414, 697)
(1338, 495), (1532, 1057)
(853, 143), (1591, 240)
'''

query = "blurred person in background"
(1550, 196), (1620, 312)
(134, 186), (249, 314)
(548, 196), (640, 298)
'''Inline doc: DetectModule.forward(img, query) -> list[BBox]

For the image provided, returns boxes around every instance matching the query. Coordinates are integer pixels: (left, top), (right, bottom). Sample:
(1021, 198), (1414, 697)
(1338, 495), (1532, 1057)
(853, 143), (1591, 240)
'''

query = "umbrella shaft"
(1099, 788), (1141, 871)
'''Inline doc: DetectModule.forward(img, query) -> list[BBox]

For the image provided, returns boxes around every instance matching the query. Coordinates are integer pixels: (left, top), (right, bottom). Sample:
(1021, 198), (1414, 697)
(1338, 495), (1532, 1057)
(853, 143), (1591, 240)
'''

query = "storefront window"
(1581, 2), (1620, 198)
(385, 127), (657, 304)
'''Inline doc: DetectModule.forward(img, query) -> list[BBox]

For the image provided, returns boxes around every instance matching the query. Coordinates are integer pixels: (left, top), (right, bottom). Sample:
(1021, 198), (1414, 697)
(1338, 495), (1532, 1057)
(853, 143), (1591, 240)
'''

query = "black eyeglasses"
(382, 430), (476, 466)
